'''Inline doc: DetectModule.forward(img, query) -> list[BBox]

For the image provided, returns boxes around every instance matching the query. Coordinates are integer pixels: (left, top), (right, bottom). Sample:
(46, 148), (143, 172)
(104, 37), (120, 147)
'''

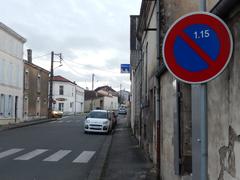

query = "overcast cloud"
(0, 0), (141, 91)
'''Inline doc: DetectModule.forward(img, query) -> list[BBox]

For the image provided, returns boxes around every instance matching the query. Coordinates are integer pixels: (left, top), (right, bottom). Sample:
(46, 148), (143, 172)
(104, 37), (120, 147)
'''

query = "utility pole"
(120, 84), (122, 105)
(48, 51), (62, 118)
(48, 51), (54, 118)
(92, 73), (95, 90)
(75, 83), (77, 116)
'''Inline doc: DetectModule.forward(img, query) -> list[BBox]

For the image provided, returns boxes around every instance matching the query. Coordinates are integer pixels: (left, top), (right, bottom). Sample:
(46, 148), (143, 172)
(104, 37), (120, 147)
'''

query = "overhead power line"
(32, 53), (51, 59)
(62, 59), (119, 74)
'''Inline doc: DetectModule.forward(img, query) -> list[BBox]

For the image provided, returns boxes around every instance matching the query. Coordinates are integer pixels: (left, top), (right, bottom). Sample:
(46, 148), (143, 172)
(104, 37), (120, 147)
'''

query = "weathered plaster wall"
(207, 0), (220, 11)
(162, 0), (198, 31)
(139, 2), (158, 163)
(207, 10), (240, 180)
(160, 72), (177, 180)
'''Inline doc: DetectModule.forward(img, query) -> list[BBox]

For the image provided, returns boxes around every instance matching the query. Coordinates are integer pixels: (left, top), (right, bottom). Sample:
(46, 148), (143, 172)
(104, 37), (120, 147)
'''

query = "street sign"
(162, 12), (233, 84)
(121, 64), (131, 73)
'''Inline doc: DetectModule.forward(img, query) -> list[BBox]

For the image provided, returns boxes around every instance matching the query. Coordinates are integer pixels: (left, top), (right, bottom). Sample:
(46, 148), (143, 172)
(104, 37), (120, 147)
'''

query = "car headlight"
(85, 120), (90, 124)
(103, 120), (109, 125)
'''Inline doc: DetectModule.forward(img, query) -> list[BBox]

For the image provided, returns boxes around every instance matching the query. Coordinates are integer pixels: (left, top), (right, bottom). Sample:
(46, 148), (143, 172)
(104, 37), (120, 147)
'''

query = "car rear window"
(88, 111), (108, 119)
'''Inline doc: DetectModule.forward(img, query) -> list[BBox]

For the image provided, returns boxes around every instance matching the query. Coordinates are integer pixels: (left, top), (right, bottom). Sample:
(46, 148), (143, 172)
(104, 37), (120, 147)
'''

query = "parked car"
(51, 110), (63, 118)
(118, 107), (127, 115)
(84, 110), (112, 134)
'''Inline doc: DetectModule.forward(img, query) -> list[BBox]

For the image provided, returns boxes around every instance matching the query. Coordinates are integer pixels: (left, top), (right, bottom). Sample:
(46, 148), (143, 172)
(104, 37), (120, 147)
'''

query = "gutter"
(210, 0), (240, 18)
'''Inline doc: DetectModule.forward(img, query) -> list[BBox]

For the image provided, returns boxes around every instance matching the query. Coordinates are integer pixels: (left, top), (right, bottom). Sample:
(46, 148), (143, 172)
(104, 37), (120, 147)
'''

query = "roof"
(0, 22), (26, 43)
(95, 85), (118, 94)
(24, 60), (49, 74)
(95, 86), (118, 97)
(84, 90), (104, 100)
(52, 75), (75, 84)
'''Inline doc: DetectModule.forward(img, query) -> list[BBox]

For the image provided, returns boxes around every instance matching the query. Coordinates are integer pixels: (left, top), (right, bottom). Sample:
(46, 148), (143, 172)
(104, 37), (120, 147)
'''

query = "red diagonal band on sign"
(179, 32), (216, 68)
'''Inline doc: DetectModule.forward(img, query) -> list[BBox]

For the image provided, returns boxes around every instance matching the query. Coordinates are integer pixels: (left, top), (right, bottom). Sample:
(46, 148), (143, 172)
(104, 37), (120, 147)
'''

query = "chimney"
(27, 49), (32, 63)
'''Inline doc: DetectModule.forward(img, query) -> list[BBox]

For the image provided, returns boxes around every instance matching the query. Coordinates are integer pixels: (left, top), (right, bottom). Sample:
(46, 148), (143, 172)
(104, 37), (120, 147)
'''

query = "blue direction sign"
(163, 12), (233, 84)
(121, 64), (131, 73)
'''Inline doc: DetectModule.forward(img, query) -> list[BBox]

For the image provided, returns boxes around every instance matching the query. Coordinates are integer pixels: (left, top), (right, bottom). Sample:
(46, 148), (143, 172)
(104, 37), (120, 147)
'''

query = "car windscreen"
(88, 111), (108, 119)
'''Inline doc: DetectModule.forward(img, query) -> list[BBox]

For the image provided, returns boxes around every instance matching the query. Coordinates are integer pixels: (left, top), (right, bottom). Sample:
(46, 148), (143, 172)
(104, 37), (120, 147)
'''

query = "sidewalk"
(0, 118), (56, 132)
(101, 116), (157, 180)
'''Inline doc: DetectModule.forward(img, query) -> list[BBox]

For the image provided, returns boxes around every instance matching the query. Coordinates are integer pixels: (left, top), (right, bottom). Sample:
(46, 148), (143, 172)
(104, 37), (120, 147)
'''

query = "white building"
(84, 86), (119, 112)
(52, 76), (84, 115)
(0, 22), (26, 125)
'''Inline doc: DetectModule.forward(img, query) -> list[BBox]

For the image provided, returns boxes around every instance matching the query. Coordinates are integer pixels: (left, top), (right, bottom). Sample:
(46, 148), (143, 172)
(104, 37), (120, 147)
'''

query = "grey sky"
(0, 0), (141, 91)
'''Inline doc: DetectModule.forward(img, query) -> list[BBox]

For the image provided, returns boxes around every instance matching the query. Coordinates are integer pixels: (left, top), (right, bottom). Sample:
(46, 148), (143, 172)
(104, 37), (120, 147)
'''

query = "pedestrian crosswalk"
(72, 151), (95, 163)
(43, 150), (72, 162)
(0, 148), (95, 164)
(0, 148), (24, 159)
(15, 149), (48, 160)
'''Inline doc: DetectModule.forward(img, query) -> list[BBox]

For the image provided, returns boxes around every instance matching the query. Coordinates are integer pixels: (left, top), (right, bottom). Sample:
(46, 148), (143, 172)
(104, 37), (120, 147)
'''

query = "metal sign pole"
(192, 1), (207, 180)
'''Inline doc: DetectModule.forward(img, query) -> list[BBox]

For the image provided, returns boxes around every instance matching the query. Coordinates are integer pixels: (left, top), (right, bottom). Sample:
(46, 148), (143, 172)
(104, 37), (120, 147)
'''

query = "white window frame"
(58, 103), (64, 111)
(37, 73), (41, 93)
(59, 85), (64, 95)
(25, 69), (29, 89)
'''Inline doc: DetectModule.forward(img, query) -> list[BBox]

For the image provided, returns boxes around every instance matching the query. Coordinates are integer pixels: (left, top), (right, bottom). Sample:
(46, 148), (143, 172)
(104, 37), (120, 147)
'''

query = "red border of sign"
(162, 12), (233, 84)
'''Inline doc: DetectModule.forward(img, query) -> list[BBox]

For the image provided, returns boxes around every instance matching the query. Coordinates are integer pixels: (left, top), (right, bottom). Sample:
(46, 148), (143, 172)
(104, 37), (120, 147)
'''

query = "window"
(24, 96), (28, 116)
(0, 94), (5, 116)
(9, 63), (13, 86)
(8, 95), (13, 117)
(59, 85), (64, 95)
(4, 95), (8, 117)
(88, 111), (107, 119)
(25, 69), (29, 89)
(70, 102), (73, 108)
(0, 60), (3, 83)
(37, 73), (41, 93)
(58, 103), (64, 111)
(36, 97), (40, 116)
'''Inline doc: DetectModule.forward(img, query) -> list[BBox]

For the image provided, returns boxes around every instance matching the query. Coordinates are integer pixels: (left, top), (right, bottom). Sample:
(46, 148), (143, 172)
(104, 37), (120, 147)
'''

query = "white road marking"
(15, 149), (48, 160)
(73, 151), (95, 163)
(0, 148), (24, 159)
(43, 150), (72, 162)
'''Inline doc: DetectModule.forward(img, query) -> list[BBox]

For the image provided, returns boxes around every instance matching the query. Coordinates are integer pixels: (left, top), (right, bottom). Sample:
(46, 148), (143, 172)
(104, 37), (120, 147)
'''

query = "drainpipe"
(211, 0), (240, 18)
(156, 0), (161, 179)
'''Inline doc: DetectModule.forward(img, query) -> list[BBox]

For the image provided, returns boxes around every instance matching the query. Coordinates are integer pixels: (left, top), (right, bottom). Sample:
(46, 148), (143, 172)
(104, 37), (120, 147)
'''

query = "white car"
(84, 110), (112, 134)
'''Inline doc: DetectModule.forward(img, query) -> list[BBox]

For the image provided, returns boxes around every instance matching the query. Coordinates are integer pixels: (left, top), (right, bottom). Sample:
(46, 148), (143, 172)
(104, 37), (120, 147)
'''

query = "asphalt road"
(0, 115), (109, 180)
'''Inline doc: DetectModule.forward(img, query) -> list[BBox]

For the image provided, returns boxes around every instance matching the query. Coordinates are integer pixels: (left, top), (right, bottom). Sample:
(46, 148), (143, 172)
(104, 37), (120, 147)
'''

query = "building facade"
(23, 49), (49, 121)
(52, 76), (84, 115)
(130, 0), (240, 180)
(84, 86), (118, 112)
(0, 22), (26, 125)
